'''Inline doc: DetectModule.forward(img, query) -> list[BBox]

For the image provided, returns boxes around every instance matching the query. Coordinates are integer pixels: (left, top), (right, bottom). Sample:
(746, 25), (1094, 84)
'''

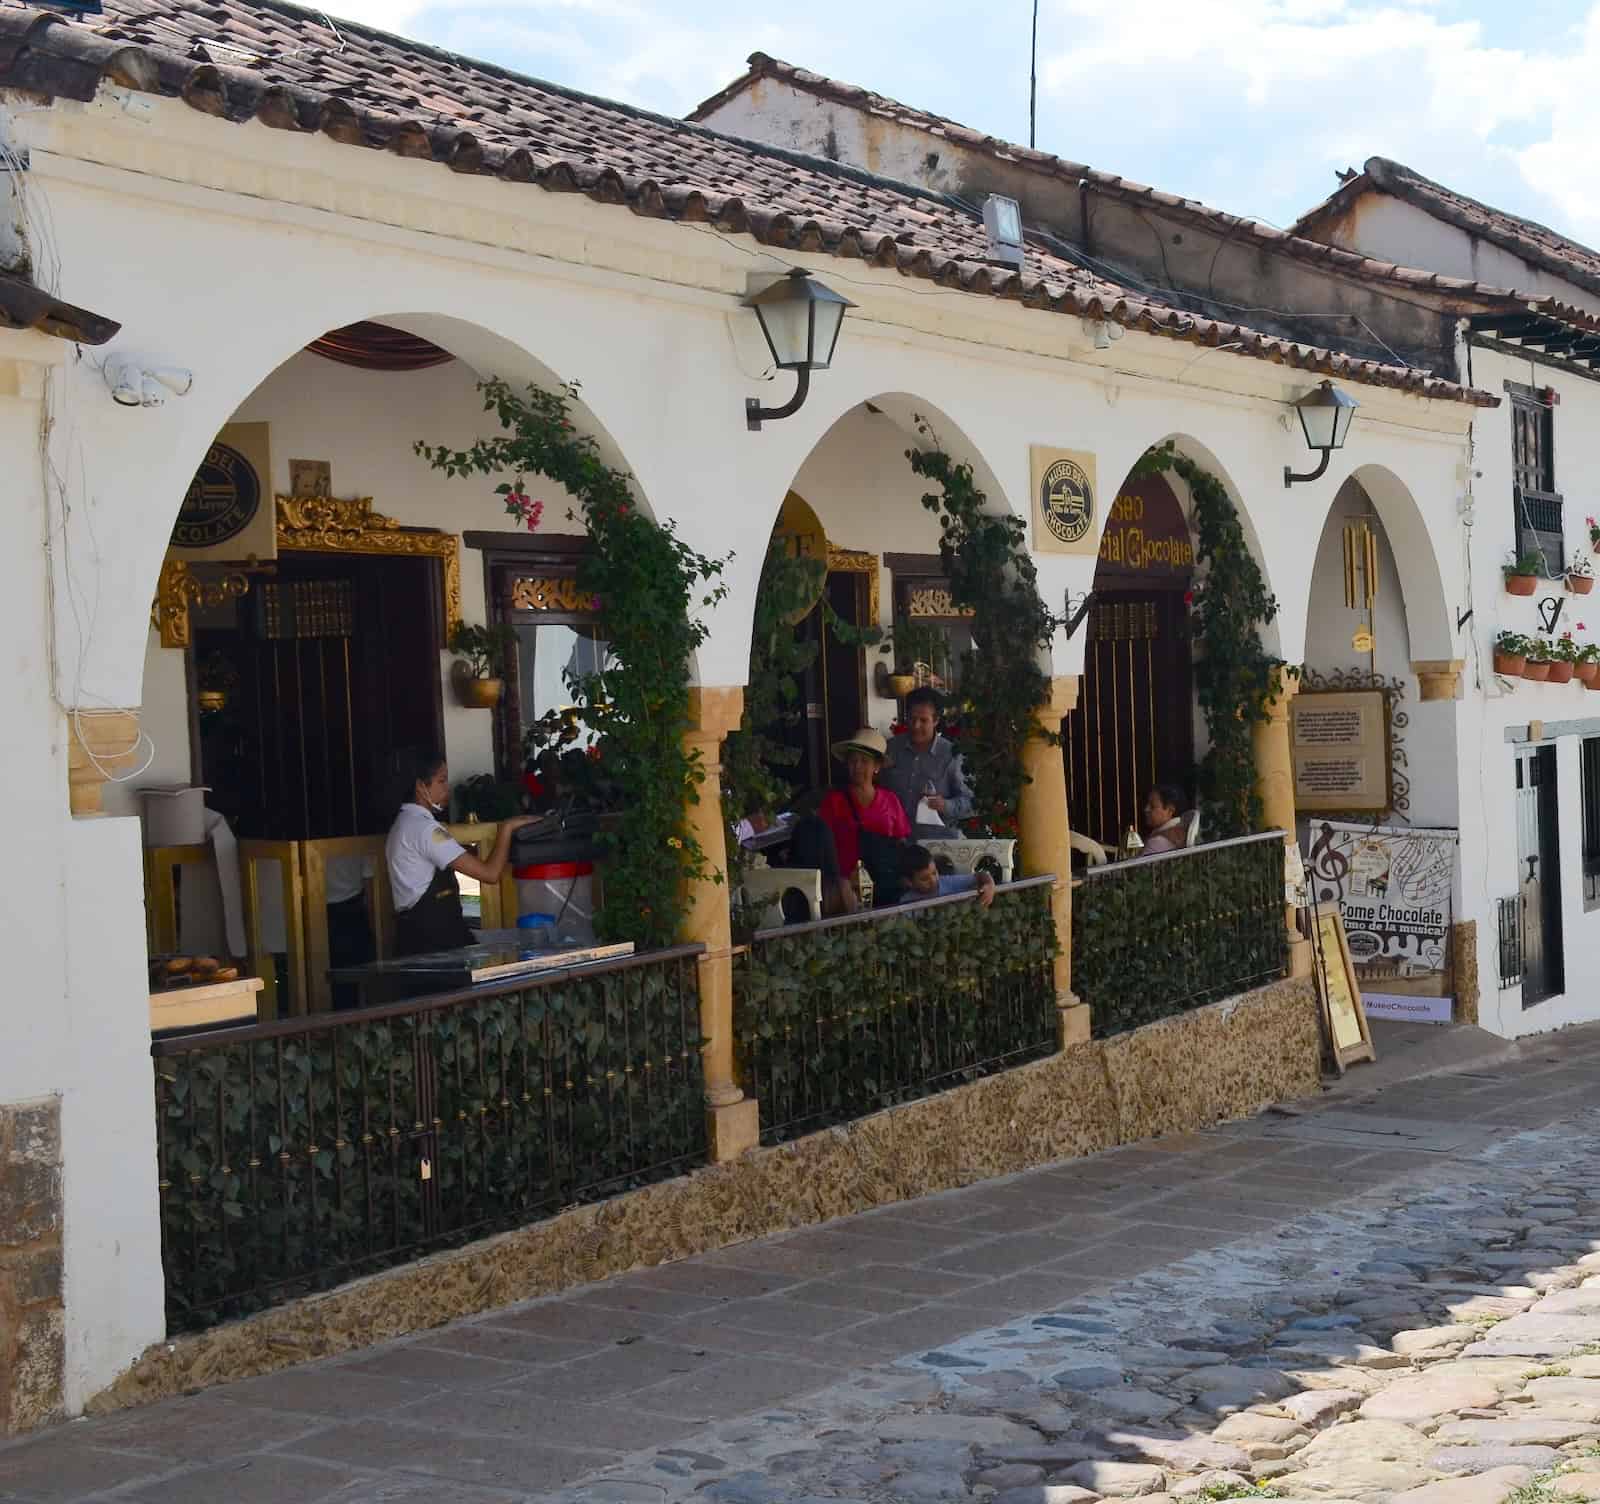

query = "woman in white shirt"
(386, 750), (533, 956)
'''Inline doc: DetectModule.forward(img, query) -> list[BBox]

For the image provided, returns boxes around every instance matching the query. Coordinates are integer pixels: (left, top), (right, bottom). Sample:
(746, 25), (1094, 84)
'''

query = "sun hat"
(831, 726), (888, 762)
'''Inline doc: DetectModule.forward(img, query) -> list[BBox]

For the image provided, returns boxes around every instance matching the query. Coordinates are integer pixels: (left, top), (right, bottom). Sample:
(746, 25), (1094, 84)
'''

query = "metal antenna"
(1029, 0), (1039, 148)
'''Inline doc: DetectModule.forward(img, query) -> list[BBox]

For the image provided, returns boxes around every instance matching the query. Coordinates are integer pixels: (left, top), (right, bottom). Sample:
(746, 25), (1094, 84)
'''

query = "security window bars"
(1509, 383), (1563, 576)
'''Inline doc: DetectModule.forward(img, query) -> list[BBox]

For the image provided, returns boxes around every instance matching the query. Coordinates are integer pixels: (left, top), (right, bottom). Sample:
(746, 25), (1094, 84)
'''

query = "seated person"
(1141, 783), (1190, 855)
(881, 687), (974, 836)
(819, 728), (910, 905)
(898, 843), (996, 909)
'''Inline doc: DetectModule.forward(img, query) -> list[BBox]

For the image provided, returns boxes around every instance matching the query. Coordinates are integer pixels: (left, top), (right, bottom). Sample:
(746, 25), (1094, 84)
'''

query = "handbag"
(510, 808), (602, 867)
(844, 792), (904, 906)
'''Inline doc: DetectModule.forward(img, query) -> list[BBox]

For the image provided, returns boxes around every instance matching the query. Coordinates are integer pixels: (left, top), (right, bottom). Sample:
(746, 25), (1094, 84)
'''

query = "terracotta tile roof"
(1294, 157), (1600, 305)
(693, 55), (1547, 309)
(0, 3), (1492, 403)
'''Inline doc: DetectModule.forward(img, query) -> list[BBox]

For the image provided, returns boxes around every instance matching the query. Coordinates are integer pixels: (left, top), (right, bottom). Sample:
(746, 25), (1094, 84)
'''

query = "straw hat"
(831, 726), (888, 762)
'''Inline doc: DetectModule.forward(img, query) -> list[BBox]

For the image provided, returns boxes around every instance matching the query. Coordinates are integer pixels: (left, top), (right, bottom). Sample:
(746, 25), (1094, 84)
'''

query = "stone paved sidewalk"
(3, 1019), (1599, 1504)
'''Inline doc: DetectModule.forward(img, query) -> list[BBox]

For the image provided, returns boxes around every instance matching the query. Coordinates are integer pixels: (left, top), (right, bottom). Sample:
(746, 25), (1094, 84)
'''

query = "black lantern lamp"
(1283, 379), (1359, 487)
(744, 269), (854, 431)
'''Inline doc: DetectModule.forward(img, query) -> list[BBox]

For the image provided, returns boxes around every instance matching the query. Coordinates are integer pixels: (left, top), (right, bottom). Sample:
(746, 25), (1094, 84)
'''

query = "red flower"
(1183, 590), (1195, 607)
(890, 721), (908, 736)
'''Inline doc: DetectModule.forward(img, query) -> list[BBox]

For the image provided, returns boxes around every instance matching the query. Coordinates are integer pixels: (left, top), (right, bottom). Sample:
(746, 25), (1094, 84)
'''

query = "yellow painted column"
(1017, 675), (1089, 1048)
(1250, 671), (1312, 979)
(682, 686), (759, 1161)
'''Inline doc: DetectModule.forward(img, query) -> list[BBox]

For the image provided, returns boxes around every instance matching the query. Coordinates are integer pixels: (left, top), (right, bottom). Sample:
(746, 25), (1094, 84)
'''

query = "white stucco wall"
(1462, 342), (1600, 1037)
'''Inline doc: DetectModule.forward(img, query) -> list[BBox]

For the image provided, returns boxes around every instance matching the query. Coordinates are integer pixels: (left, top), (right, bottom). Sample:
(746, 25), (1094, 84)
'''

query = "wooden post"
(683, 686), (759, 1161)
(1017, 675), (1088, 1047)
(1251, 671), (1312, 979)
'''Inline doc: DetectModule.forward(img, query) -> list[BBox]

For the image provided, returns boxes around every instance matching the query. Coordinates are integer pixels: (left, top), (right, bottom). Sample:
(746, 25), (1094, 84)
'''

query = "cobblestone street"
(7, 1020), (1600, 1503)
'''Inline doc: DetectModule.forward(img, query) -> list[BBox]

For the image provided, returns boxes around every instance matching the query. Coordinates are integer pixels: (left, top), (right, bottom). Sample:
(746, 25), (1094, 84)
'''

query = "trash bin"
(513, 861), (596, 945)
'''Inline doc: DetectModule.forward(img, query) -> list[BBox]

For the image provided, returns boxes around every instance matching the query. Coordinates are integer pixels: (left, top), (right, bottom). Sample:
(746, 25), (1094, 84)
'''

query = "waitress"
(387, 750), (533, 956)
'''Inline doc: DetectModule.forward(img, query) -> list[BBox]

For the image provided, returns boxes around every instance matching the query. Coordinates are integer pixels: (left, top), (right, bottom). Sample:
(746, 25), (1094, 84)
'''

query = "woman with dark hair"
(1141, 783), (1190, 855)
(385, 749), (533, 956)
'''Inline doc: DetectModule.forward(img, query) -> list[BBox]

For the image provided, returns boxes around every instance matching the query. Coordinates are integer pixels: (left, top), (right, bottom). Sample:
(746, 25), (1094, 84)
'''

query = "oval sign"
(1345, 929), (1383, 963)
(173, 440), (262, 549)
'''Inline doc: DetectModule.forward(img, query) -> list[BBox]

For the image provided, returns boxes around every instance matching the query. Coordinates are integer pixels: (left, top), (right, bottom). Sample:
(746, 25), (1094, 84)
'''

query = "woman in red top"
(819, 727), (910, 902)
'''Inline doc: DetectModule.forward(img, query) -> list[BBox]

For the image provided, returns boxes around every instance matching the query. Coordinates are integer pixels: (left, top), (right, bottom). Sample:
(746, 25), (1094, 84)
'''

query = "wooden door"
(1517, 745), (1564, 1006)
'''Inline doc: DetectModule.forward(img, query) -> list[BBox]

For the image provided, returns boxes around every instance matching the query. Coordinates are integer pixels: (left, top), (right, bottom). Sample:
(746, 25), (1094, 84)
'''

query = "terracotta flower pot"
(1493, 652), (1527, 676)
(460, 676), (504, 708)
(1523, 660), (1553, 682)
(1579, 662), (1600, 685)
(1587, 674), (1600, 692)
(1569, 574), (1595, 595)
(1505, 574), (1539, 597)
(1548, 661), (1576, 684)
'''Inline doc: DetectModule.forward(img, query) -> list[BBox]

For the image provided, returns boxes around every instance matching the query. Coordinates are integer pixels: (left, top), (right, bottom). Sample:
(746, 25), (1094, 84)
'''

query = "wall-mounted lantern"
(1283, 379), (1358, 487)
(744, 269), (854, 432)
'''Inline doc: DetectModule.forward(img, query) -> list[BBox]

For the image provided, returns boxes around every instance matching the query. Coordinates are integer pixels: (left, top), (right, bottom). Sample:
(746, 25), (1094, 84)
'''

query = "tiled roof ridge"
(1358, 156), (1600, 302)
(695, 53), (1551, 309)
(0, 3), (1494, 405)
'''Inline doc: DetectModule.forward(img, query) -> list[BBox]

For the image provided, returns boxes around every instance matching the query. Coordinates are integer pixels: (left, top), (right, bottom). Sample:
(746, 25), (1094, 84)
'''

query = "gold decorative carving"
(510, 576), (595, 613)
(151, 557), (251, 650)
(907, 584), (976, 620)
(275, 497), (460, 636)
(825, 544), (880, 625)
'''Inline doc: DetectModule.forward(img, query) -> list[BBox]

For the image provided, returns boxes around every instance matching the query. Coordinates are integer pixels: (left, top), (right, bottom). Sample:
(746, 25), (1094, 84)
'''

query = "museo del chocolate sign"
(1095, 473), (1194, 585)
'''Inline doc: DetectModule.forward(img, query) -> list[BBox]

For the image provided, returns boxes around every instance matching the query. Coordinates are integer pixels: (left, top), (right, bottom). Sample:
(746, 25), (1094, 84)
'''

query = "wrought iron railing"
(152, 945), (705, 1332)
(1074, 832), (1288, 1038)
(733, 877), (1058, 1144)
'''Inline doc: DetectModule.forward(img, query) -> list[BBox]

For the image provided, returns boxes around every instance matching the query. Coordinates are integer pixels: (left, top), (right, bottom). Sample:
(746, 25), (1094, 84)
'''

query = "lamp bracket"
(746, 365), (812, 432)
(1536, 595), (1565, 637)
(1455, 606), (1474, 632)
(1062, 589), (1096, 641)
(1283, 448), (1333, 488)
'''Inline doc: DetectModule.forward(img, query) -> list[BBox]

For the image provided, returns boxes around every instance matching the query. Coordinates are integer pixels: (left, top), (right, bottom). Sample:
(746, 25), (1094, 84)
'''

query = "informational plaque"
(1030, 446), (1098, 557)
(1291, 689), (1387, 813)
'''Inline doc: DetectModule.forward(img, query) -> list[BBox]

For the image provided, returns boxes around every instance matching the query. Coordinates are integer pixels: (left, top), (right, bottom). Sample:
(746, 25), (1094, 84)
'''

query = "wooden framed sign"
(1291, 688), (1389, 813)
(1310, 901), (1375, 1072)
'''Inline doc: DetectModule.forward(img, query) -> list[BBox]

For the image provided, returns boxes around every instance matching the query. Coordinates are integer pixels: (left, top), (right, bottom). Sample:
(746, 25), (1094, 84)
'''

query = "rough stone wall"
(0, 1097), (64, 1436)
(1453, 919), (1480, 1025)
(91, 978), (1320, 1417)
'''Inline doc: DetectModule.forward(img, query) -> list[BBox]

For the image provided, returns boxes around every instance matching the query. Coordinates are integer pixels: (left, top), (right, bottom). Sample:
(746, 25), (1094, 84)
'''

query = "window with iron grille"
(1497, 894), (1524, 991)
(1509, 382), (1563, 575)
(1583, 736), (1600, 911)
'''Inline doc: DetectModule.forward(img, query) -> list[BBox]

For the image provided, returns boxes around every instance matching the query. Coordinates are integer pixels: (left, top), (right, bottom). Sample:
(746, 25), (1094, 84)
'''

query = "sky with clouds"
(321, 0), (1600, 247)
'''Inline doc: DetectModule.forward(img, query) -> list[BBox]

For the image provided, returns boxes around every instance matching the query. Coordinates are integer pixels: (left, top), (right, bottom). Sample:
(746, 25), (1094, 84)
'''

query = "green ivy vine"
(906, 423), (1058, 839)
(1132, 443), (1288, 837)
(418, 380), (729, 947)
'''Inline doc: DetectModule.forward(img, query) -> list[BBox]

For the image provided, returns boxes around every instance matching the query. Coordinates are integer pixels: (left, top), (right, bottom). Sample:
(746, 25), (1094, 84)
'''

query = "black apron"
(393, 860), (475, 956)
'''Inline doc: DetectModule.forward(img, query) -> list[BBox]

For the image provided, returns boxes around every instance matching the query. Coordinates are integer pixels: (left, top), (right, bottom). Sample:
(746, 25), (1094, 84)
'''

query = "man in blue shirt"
(898, 843), (996, 908)
(882, 688), (975, 836)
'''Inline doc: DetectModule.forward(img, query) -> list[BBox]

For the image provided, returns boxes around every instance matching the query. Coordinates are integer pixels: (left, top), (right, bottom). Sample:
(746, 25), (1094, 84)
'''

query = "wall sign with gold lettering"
(171, 422), (278, 563)
(1095, 473), (1194, 584)
(1292, 688), (1390, 813)
(1030, 445), (1098, 556)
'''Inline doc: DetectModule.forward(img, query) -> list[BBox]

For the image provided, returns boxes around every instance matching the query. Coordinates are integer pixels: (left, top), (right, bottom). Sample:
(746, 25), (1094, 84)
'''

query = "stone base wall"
(91, 977), (1320, 1417)
(1453, 920), (1480, 1026)
(0, 1097), (65, 1436)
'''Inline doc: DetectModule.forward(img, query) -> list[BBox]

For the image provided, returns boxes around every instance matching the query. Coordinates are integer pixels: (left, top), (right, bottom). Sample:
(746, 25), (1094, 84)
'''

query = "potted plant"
(1579, 638), (1600, 686)
(1493, 630), (1529, 677)
(1549, 633), (1579, 684)
(196, 650), (239, 714)
(1504, 550), (1545, 597)
(448, 621), (517, 708)
(880, 616), (950, 699)
(1523, 636), (1554, 682)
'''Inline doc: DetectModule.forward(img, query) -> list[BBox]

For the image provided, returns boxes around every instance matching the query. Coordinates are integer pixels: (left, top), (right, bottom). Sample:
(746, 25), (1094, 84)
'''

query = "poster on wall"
(1292, 689), (1388, 813)
(1030, 445), (1098, 557)
(169, 422), (278, 563)
(1305, 821), (1458, 1023)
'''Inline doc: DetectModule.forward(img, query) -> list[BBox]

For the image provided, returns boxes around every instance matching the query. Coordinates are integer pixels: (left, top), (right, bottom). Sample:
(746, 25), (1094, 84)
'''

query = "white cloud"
(1037, 0), (1600, 240)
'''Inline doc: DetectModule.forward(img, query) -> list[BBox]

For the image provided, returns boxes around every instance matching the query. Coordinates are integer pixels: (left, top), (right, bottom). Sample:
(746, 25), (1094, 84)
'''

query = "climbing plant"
(906, 423), (1058, 838)
(720, 540), (825, 888)
(1132, 442), (1288, 837)
(418, 379), (728, 947)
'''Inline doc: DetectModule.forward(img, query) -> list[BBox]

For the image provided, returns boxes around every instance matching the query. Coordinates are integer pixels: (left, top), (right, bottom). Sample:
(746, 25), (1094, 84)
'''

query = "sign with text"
(1291, 689), (1387, 813)
(171, 422), (277, 563)
(1306, 821), (1458, 1002)
(1096, 473), (1194, 581)
(1030, 446), (1098, 556)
